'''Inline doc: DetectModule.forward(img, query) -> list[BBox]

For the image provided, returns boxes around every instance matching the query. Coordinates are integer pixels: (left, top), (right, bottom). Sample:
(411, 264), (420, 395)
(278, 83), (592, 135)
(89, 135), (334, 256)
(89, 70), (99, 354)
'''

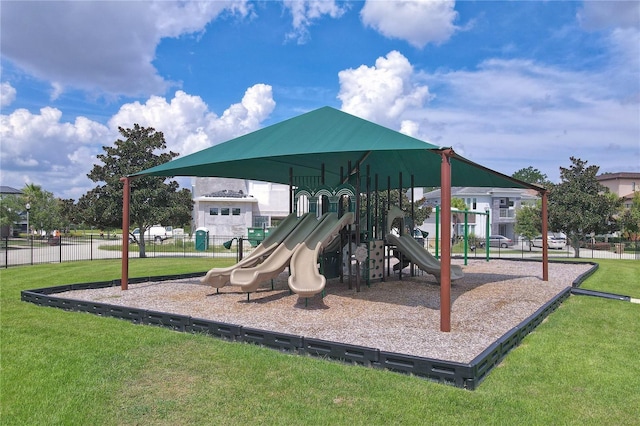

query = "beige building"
(596, 172), (640, 208)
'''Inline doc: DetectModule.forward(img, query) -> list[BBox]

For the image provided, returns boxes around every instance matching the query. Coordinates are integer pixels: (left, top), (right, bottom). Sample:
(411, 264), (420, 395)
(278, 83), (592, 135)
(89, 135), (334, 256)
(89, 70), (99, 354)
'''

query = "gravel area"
(57, 259), (592, 363)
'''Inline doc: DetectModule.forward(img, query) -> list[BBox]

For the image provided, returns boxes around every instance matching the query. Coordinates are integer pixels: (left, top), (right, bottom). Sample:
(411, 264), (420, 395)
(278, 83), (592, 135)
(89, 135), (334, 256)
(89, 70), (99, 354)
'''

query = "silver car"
(479, 235), (513, 248)
(532, 234), (566, 249)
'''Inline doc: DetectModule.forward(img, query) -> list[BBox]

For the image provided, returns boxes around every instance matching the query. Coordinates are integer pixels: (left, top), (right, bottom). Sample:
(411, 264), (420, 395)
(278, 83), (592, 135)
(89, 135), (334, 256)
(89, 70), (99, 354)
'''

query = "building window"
(232, 208), (241, 216)
(253, 216), (269, 228)
(473, 198), (477, 209)
(209, 208), (218, 215)
(221, 208), (230, 216)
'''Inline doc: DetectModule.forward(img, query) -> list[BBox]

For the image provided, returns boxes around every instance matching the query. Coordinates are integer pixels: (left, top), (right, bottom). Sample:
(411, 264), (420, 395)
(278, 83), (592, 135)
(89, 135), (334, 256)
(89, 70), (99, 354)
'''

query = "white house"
(192, 177), (290, 237)
(417, 187), (539, 242)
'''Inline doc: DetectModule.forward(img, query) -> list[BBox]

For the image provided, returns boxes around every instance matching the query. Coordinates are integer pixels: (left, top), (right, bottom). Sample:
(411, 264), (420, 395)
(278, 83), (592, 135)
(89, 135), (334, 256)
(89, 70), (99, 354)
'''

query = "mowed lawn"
(1, 258), (638, 425)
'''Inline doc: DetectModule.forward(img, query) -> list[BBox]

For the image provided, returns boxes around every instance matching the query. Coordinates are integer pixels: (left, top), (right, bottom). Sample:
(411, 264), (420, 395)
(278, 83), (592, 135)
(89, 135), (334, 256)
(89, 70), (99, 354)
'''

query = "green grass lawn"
(1, 258), (639, 425)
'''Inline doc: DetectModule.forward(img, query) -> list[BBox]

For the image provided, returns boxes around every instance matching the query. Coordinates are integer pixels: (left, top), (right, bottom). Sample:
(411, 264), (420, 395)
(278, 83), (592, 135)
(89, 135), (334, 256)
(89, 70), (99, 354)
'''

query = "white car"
(532, 234), (566, 249)
(129, 225), (173, 243)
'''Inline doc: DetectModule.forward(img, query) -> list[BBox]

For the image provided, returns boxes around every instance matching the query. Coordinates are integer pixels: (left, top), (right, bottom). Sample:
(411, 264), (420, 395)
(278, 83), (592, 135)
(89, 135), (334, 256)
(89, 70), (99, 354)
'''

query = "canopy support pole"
(439, 149), (454, 332)
(541, 190), (549, 281)
(289, 167), (293, 214)
(398, 172), (403, 281)
(120, 177), (130, 291)
(355, 161), (361, 292)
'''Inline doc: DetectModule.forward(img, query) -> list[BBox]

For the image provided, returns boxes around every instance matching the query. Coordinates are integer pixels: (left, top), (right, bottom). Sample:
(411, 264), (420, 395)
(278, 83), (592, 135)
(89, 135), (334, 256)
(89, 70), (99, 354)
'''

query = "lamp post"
(25, 203), (30, 239)
(26, 203), (32, 265)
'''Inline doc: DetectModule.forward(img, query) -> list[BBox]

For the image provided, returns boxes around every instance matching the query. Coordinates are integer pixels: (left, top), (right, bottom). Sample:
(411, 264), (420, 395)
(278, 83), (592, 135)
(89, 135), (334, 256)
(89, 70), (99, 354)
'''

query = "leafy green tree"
(515, 202), (542, 251)
(57, 198), (80, 233)
(451, 197), (466, 210)
(512, 166), (551, 187)
(547, 157), (621, 258)
(22, 184), (62, 234)
(360, 189), (431, 235)
(81, 124), (193, 257)
(619, 192), (640, 240)
(0, 195), (22, 234)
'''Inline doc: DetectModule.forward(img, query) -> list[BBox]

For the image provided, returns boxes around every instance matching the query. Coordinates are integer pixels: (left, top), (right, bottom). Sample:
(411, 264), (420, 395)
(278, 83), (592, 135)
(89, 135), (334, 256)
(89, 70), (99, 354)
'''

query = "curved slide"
(230, 213), (330, 294)
(201, 212), (305, 289)
(288, 212), (355, 298)
(387, 233), (464, 283)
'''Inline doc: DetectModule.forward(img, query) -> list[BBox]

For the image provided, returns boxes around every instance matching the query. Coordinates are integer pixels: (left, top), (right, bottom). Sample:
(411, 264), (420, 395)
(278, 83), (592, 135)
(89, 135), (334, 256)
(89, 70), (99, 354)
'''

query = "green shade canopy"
(133, 106), (541, 191)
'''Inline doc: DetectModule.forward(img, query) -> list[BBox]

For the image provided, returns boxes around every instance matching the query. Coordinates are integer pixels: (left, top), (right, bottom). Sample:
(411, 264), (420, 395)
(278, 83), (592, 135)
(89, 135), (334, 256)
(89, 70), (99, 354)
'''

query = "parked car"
(129, 225), (173, 243)
(532, 233), (566, 249)
(479, 235), (513, 248)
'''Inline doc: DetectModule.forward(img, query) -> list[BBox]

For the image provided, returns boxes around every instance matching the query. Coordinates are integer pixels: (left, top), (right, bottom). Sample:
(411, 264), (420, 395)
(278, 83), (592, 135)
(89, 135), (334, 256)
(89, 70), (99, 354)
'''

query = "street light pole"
(25, 203), (30, 239)
(26, 203), (32, 265)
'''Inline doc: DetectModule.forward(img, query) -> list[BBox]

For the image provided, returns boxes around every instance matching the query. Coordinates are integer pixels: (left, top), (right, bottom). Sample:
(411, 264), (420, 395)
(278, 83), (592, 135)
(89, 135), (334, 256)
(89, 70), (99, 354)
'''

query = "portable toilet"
(195, 227), (209, 251)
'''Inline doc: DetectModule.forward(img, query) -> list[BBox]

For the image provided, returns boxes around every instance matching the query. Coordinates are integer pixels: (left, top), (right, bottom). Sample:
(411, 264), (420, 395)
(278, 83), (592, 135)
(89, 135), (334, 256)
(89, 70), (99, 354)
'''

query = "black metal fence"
(3, 234), (638, 268)
(1, 234), (253, 268)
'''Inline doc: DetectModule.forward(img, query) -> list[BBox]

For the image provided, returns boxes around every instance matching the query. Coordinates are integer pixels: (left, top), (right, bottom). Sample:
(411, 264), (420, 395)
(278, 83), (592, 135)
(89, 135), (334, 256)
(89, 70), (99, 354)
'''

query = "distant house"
(192, 177), (290, 237)
(596, 172), (640, 209)
(418, 187), (539, 242)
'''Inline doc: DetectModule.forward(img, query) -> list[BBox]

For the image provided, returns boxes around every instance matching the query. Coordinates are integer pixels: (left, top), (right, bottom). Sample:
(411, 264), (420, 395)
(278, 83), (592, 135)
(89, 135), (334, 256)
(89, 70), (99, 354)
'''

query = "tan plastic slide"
(387, 233), (464, 283)
(288, 212), (355, 298)
(230, 213), (330, 293)
(200, 212), (304, 289)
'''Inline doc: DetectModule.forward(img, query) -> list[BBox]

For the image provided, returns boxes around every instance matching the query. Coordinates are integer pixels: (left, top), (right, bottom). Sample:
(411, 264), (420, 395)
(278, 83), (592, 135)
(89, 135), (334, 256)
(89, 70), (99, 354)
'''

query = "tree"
(547, 157), (621, 258)
(22, 184), (62, 233)
(81, 124), (193, 257)
(360, 189), (431, 234)
(0, 195), (21, 233)
(512, 166), (551, 187)
(515, 202), (542, 250)
(619, 192), (640, 240)
(57, 198), (80, 233)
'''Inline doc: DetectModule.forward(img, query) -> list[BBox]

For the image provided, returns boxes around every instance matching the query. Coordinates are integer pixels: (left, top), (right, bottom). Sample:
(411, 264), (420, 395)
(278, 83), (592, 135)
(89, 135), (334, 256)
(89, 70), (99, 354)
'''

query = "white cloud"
(0, 82), (16, 107)
(0, 1), (251, 98)
(360, 0), (459, 48)
(337, 51), (431, 126)
(419, 59), (639, 180)
(0, 85), (275, 199)
(0, 107), (111, 198)
(283, 0), (348, 44)
(337, 53), (639, 182)
(109, 84), (275, 156)
(577, 1), (640, 31)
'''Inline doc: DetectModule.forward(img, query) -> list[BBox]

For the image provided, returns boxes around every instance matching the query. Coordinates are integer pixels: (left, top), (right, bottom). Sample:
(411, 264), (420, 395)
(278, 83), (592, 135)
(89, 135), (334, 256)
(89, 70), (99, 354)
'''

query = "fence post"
(30, 234), (33, 265)
(59, 235), (62, 263)
(90, 234), (93, 261)
(4, 236), (7, 268)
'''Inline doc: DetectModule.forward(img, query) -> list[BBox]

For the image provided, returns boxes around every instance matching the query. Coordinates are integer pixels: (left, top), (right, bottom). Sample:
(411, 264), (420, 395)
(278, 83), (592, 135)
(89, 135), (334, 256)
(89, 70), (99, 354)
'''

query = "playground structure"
(386, 205), (464, 283)
(200, 212), (303, 290)
(202, 173), (466, 300)
(124, 106), (550, 332)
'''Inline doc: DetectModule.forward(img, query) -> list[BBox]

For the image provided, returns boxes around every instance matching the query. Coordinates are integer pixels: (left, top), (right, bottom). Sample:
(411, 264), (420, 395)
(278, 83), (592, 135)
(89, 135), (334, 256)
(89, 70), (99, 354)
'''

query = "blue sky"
(1, 0), (639, 199)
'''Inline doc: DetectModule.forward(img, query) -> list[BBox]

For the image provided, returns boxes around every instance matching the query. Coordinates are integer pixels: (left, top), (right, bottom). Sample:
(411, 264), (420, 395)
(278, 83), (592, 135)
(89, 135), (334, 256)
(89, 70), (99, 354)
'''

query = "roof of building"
(596, 172), (640, 181)
(0, 186), (23, 194)
(201, 189), (250, 198)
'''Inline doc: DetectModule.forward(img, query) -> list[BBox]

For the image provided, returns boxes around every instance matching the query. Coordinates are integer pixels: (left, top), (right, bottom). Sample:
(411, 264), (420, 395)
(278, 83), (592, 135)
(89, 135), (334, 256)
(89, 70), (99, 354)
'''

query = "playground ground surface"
(55, 259), (592, 363)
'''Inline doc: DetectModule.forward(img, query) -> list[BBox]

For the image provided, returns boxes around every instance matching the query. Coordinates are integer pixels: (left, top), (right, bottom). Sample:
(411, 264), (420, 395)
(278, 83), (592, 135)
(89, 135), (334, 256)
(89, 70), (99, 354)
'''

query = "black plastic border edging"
(570, 288), (631, 301)
(569, 261), (634, 301)
(20, 268), (582, 391)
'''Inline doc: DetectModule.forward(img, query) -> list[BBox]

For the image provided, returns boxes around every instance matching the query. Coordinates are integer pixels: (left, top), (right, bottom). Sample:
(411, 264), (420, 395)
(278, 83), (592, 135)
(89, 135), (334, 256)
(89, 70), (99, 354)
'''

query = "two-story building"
(417, 187), (539, 242)
(192, 177), (290, 237)
(596, 172), (640, 208)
